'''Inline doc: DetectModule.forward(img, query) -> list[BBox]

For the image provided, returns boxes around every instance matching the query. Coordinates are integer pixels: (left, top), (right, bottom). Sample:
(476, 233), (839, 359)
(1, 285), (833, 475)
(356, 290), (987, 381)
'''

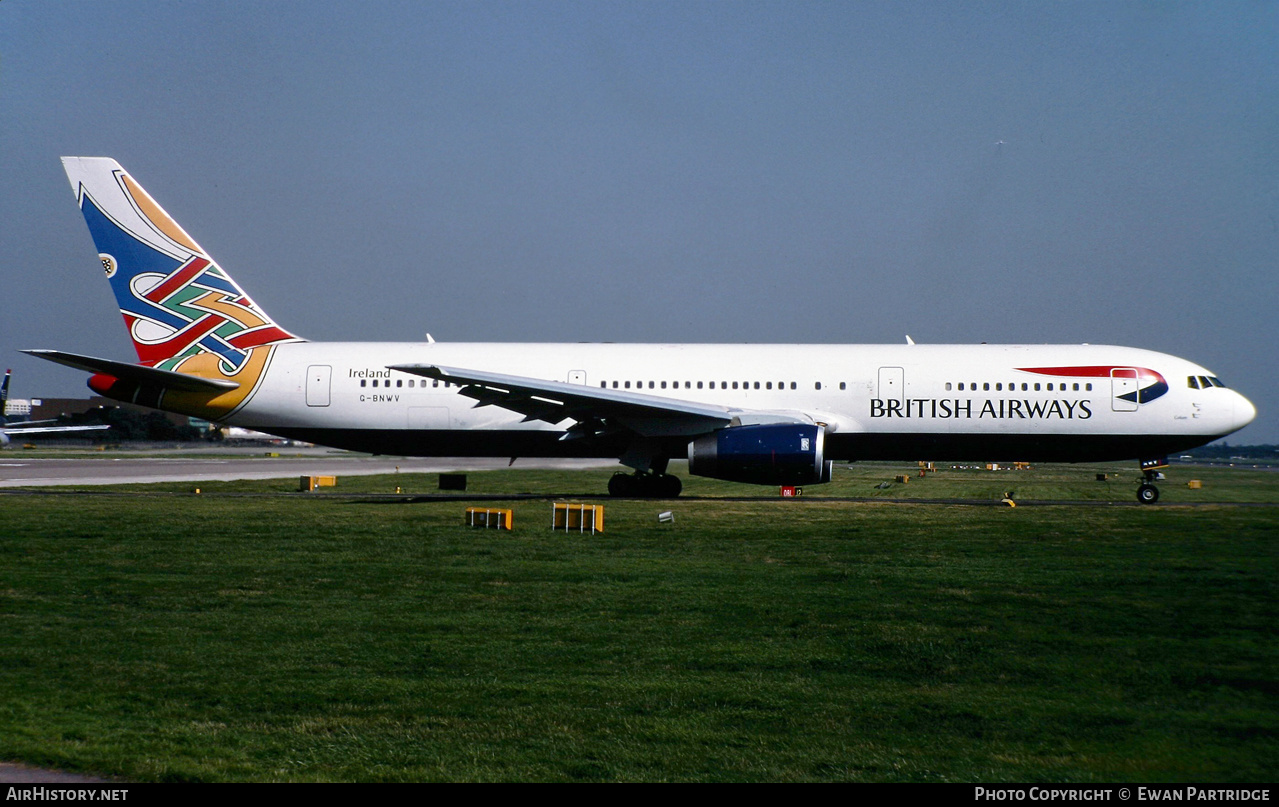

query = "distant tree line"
(1182, 443), (1279, 460)
(58, 406), (208, 442)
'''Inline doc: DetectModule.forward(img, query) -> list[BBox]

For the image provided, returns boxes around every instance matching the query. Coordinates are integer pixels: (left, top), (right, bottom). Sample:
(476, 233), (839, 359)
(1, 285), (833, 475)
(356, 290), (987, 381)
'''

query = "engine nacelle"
(687, 423), (833, 485)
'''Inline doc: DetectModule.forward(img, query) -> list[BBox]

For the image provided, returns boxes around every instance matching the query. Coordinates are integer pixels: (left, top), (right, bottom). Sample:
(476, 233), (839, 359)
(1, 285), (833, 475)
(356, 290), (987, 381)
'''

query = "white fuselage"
(225, 341), (1254, 463)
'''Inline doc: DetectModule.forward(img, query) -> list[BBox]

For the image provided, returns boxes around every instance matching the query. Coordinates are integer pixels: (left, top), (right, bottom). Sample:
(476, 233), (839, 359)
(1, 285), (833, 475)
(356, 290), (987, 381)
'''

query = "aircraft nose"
(1233, 391), (1257, 433)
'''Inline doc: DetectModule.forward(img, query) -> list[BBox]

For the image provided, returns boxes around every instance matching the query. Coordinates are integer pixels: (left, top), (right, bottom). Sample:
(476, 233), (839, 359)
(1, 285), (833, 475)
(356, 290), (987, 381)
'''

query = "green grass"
(68, 460), (1279, 504)
(1, 468), (1276, 781)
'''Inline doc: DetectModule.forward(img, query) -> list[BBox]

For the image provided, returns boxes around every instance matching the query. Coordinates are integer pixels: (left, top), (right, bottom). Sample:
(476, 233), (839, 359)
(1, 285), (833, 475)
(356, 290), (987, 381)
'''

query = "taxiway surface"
(0, 447), (616, 488)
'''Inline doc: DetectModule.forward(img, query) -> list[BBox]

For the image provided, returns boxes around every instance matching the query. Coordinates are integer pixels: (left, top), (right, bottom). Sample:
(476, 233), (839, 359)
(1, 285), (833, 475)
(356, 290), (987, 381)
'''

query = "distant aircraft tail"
(61, 157), (302, 371)
(60, 157), (303, 418)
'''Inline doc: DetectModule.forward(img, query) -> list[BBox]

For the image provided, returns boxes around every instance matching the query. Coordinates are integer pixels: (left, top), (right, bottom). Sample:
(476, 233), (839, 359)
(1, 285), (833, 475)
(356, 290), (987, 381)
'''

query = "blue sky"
(3, 1), (1276, 442)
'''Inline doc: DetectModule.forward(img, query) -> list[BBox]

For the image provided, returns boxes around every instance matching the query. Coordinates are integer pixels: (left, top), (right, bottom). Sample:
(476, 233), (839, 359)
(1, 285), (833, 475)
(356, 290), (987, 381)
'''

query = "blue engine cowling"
(687, 423), (833, 485)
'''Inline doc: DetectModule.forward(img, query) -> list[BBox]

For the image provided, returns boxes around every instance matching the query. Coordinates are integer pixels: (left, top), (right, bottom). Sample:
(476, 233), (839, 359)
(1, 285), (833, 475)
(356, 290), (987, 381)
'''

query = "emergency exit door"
(878, 367), (904, 401)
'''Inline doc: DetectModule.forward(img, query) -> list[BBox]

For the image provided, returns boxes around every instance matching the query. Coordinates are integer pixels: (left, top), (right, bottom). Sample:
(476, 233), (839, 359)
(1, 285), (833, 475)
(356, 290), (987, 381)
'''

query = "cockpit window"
(1198, 376), (1213, 389)
(1209, 377), (1227, 388)
(1188, 376), (1200, 389)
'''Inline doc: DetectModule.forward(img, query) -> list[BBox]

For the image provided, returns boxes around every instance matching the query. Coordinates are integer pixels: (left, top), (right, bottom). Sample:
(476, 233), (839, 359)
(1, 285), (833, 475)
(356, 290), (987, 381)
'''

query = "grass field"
(1, 463), (1276, 781)
(78, 458), (1279, 504)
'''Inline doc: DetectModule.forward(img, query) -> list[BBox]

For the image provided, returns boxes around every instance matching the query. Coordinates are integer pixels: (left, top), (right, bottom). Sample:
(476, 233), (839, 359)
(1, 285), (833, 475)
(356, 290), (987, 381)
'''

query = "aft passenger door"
(306, 365), (332, 407)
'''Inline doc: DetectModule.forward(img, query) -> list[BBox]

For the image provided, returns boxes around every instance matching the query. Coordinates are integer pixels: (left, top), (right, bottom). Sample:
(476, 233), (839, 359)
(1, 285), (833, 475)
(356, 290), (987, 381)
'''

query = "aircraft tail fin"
(60, 157), (302, 373)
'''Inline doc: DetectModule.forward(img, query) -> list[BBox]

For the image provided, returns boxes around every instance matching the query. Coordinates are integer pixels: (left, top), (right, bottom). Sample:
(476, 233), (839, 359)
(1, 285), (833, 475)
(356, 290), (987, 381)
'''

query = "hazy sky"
(2, 1), (1276, 443)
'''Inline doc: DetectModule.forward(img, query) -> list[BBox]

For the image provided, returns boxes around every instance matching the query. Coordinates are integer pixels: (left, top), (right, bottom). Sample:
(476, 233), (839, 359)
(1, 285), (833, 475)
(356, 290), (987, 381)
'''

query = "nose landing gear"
(1136, 457), (1168, 504)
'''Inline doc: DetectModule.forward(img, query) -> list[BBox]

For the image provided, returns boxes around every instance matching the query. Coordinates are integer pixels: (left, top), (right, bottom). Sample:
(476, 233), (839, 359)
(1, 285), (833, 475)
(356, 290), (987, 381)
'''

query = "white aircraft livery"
(28, 157), (1256, 501)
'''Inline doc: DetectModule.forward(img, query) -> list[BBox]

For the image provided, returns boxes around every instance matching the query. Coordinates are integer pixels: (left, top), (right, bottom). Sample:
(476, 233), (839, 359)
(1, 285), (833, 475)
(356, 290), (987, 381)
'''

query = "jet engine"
(687, 423), (833, 485)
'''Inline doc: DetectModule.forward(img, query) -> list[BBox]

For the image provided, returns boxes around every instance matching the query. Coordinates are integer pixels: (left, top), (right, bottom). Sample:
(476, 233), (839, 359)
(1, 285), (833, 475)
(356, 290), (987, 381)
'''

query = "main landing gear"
(608, 472), (683, 498)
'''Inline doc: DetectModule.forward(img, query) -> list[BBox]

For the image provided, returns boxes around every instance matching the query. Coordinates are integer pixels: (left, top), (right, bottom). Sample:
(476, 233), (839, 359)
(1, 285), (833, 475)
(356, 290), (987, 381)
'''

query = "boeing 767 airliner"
(26, 158), (1256, 501)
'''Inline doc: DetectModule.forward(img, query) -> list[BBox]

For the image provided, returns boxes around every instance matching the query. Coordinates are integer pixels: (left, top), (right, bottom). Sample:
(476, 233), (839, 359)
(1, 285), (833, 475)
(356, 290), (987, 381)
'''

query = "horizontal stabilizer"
(22, 350), (240, 392)
(2, 423), (111, 435)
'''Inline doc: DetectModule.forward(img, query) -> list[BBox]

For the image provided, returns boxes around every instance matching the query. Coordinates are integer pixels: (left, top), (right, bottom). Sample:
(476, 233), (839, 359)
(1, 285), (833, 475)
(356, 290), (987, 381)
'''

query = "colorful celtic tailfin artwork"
(62, 157), (302, 377)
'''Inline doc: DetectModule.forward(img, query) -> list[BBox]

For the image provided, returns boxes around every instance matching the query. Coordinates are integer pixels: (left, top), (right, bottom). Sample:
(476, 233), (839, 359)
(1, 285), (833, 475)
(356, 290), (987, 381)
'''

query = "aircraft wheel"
(609, 473), (682, 498)
(1136, 483), (1159, 504)
(658, 474), (682, 498)
(608, 473), (637, 497)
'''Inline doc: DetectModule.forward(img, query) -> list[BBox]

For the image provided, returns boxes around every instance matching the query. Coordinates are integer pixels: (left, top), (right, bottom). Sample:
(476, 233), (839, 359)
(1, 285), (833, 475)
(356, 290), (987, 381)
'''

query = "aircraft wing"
(388, 363), (748, 439)
(22, 350), (240, 393)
